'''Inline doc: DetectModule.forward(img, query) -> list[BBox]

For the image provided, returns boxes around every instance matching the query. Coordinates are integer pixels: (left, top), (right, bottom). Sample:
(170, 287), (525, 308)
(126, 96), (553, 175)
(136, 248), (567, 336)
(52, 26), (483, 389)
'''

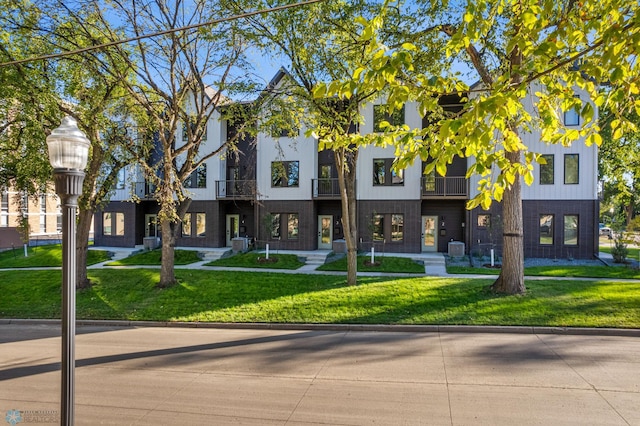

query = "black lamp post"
(46, 116), (90, 426)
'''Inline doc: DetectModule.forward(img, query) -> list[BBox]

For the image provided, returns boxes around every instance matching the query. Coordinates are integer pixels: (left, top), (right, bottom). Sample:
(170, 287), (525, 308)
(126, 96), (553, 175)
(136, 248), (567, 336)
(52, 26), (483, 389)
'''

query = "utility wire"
(0, 0), (326, 68)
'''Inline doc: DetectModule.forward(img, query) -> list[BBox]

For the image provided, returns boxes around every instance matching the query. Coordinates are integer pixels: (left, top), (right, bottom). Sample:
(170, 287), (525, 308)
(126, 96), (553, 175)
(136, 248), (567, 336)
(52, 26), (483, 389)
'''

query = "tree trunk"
(336, 150), (358, 286)
(491, 149), (526, 294)
(158, 217), (177, 288)
(75, 208), (94, 289)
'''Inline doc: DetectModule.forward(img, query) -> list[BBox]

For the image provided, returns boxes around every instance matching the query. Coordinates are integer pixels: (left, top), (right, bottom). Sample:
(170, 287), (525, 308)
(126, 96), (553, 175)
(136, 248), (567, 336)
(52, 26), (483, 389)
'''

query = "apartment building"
(94, 70), (599, 259)
(1, 187), (62, 238)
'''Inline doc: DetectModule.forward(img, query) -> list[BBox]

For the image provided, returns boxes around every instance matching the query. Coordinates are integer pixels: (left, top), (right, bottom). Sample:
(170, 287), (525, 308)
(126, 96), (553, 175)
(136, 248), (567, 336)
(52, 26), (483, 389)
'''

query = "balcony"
(421, 176), (468, 199)
(134, 182), (157, 199)
(312, 178), (348, 199)
(216, 180), (256, 200)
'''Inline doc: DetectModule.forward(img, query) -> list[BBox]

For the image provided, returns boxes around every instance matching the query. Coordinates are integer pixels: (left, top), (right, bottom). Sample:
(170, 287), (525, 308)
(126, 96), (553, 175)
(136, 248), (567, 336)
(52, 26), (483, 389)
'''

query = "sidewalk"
(1, 323), (639, 425)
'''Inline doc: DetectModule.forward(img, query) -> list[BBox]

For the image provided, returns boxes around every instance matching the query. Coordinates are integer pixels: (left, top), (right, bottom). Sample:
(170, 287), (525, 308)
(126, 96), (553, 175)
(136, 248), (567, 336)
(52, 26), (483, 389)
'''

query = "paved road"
(1, 323), (639, 425)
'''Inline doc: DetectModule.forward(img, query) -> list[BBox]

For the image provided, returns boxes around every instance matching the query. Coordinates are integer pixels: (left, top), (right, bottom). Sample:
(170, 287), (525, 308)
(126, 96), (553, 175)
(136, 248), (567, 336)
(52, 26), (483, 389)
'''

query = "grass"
(447, 264), (640, 279)
(0, 269), (639, 328)
(0, 245), (110, 268)
(106, 249), (201, 266)
(599, 245), (640, 261)
(317, 255), (425, 273)
(207, 252), (304, 269)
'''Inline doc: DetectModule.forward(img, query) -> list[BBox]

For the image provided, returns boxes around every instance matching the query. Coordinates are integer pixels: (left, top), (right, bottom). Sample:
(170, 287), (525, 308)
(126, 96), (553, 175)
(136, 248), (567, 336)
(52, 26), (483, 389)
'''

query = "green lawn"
(447, 264), (640, 279)
(207, 252), (304, 269)
(1, 269), (638, 328)
(317, 255), (425, 273)
(0, 245), (110, 268)
(106, 249), (201, 266)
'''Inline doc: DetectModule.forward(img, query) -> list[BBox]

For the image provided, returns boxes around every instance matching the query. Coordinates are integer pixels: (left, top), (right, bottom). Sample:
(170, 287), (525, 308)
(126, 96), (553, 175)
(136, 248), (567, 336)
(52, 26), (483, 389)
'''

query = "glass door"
(422, 216), (438, 252)
(226, 214), (239, 246)
(318, 215), (333, 250)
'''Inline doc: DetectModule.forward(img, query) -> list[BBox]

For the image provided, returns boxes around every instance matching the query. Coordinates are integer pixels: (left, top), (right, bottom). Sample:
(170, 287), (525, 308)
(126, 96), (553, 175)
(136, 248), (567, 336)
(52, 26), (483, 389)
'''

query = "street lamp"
(46, 116), (90, 426)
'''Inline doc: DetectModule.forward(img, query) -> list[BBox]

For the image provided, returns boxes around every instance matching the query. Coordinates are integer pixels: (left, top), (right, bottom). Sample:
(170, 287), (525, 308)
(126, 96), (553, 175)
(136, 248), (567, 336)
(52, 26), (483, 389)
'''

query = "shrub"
(611, 233), (629, 263)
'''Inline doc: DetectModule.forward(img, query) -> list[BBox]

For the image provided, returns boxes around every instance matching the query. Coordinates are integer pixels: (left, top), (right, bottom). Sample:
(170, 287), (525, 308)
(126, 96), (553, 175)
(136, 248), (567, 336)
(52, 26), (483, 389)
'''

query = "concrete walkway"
(85, 246), (450, 277)
(1, 322), (639, 425)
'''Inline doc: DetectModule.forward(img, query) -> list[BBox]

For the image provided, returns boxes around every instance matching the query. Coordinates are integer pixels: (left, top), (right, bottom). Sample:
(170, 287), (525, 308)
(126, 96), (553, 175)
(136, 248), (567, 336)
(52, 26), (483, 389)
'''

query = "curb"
(2, 318), (639, 337)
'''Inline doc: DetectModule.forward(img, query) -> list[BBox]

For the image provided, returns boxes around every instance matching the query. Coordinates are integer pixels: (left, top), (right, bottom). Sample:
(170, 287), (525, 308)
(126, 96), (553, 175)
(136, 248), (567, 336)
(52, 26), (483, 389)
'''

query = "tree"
(88, 0), (253, 287)
(598, 104), (640, 227)
(222, 0), (442, 285)
(322, 0), (639, 294)
(0, 0), (142, 288)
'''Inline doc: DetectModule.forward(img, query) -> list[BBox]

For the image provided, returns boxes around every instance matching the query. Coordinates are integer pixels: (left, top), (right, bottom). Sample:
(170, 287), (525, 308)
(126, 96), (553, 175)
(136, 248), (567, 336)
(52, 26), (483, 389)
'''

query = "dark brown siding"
(421, 200), (467, 252)
(94, 202), (137, 247)
(176, 201), (221, 248)
(258, 200), (315, 250)
(470, 199), (598, 259)
(358, 200), (422, 253)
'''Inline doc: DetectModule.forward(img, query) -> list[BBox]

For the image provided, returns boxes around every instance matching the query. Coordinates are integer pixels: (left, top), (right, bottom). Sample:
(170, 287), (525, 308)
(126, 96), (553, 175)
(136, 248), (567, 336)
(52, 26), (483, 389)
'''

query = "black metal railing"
(312, 178), (347, 199)
(215, 180), (256, 199)
(421, 176), (468, 198)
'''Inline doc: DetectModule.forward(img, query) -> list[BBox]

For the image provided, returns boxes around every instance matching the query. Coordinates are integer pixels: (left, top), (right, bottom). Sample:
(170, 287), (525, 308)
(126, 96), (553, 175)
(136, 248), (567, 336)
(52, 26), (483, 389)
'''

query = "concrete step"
(199, 249), (230, 262)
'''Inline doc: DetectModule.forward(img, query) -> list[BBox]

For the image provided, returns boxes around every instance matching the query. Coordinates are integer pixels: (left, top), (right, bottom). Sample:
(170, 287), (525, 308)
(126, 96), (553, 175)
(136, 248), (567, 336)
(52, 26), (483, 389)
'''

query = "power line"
(0, 0), (326, 68)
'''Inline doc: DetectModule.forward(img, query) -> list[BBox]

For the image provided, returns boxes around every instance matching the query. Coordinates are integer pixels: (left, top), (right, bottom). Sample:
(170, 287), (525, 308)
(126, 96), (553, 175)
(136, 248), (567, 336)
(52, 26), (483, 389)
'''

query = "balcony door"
(421, 216), (438, 252)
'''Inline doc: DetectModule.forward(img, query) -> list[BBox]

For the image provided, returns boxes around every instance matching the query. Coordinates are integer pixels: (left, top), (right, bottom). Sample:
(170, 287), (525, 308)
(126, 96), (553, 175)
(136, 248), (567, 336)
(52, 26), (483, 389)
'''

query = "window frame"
(563, 215), (579, 246)
(539, 214), (554, 245)
(539, 154), (555, 185)
(564, 95), (581, 126)
(373, 104), (405, 132)
(271, 161), (300, 188)
(564, 154), (579, 185)
(371, 213), (404, 243)
(477, 214), (491, 228)
(373, 158), (404, 186)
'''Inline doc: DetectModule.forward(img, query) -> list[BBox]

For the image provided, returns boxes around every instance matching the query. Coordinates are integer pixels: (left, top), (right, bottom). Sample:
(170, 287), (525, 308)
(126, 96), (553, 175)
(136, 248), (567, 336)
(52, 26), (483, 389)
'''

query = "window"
(564, 96), (580, 126)
(372, 213), (404, 242)
(373, 104), (405, 132)
(182, 214), (192, 237)
(540, 154), (554, 185)
(103, 212), (125, 236)
(103, 213), (112, 236)
(116, 169), (126, 190)
(564, 154), (579, 184)
(271, 161), (299, 187)
(185, 164), (207, 188)
(320, 164), (332, 179)
(424, 168), (436, 192)
(373, 160), (385, 185)
(539, 214), (554, 245)
(564, 215), (578, 245)
(115, 213), (125, 236)
(270, 213), (281, 238)
(373, 159), (404, 186)
(372, 214), (384, 241)
(182, 118), (207, 141)
(287, 214), (299, 239)
(269, 213), (299, 240)
(39, 195), (47, 233)
(196, 213), (206, 237)
(477, 214), (491, 228)
(391, 214), (404, 241)
(0, 192), (7, 227)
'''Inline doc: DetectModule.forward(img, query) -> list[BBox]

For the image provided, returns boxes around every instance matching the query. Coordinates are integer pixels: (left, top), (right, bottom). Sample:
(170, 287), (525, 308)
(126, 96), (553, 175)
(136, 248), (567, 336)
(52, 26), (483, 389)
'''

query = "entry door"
(226, 214), (240, 246)
(145, 214), (158, 238)
(318, 215), (333, 250)
(422, 216), (438, 252)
